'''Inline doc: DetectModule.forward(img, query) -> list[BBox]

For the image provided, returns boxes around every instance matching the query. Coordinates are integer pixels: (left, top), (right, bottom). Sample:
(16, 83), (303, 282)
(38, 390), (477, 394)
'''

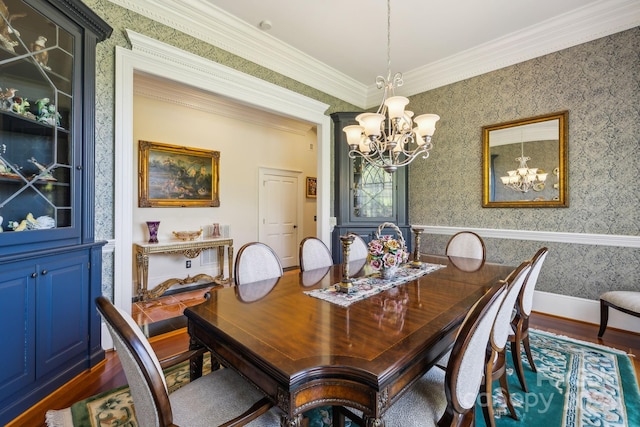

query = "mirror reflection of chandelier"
(500, 141), (548, 192)
(342, 0), (440, 174)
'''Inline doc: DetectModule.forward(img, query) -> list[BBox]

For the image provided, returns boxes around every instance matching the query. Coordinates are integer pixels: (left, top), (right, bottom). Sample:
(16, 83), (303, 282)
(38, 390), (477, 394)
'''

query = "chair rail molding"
(413, 225), (640, 248)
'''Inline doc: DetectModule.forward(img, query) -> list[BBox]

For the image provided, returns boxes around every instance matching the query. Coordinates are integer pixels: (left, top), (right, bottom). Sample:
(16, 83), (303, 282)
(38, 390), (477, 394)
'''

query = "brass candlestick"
(339, 234), (355, 292)
(411, 227), (425, 267)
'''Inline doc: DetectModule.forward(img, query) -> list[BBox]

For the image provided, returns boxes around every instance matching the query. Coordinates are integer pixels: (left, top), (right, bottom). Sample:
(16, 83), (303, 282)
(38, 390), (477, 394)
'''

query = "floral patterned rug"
(475, 329), (640, 427)
(52, 330), (639, 427)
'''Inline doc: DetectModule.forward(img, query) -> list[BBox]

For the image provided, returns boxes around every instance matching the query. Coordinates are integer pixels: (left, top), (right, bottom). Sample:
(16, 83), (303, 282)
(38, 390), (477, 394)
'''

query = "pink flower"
(368, 240), (384, 256)
(383, 252), (399, 268)
(369, 258), (383, 271)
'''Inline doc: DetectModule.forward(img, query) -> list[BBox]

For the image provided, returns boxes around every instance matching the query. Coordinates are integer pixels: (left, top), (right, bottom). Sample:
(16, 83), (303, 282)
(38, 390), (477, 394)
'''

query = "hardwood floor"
(9, 311), (639, 427)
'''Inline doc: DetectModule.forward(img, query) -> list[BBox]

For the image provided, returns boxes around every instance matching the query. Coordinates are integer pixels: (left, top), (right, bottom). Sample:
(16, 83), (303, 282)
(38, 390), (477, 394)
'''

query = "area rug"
(476, 329), (640, 427)
(48, 330), (639, 427)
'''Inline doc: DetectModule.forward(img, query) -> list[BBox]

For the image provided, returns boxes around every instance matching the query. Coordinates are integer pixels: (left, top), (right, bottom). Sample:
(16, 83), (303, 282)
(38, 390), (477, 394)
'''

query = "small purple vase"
(146, 221), (160, 243)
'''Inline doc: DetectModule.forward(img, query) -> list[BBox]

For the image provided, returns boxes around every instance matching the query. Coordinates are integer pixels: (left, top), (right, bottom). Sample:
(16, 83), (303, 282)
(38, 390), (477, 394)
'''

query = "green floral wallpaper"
(84, 0), (638, 302)
(408, 28), (639, 300)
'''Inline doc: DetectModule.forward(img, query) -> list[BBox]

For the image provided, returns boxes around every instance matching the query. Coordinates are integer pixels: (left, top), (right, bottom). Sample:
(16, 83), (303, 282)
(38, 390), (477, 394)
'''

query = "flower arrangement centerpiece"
(367, 223), (409, 279)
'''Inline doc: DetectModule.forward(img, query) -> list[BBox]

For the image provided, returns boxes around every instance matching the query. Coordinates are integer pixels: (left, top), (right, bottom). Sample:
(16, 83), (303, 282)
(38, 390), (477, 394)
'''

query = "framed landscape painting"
(138, 140), (220, 207)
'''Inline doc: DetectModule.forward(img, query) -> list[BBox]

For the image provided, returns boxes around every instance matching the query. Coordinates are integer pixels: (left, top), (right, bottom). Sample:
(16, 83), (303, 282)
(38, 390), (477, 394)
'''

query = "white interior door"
(259, 168), (301, 268)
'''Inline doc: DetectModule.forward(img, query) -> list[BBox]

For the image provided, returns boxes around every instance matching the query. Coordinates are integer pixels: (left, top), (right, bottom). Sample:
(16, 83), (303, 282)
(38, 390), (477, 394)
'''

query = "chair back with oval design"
(234, 242), (283, 286)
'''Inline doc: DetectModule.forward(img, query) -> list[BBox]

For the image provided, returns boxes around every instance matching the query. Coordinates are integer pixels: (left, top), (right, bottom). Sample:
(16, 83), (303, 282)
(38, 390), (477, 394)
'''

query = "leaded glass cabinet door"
(0, 0), (80, 252)
(350, 157), (395, 221)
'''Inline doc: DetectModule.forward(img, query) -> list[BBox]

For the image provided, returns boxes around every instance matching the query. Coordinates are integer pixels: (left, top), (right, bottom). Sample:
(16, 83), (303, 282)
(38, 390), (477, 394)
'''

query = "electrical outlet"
(186, 260), (191, 268)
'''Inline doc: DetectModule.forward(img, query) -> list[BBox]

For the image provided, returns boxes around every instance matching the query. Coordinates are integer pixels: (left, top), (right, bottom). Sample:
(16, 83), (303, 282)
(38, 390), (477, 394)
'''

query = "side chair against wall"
(234, 242), (283, 286)
(481, 261), (532, 427)
(340, 278), (508, 426)
(508, 247), (549, 392)
(446, 231), (486, 260)
(299, 237), (333, 271)
(70, 297), (280, 427)
(598, 291), (640, 337)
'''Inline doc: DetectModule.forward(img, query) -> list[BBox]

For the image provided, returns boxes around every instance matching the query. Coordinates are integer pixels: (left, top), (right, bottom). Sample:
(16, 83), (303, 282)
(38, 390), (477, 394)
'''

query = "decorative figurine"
(31, 35), (50, 70)
(11, 96), (32, 117)
(27, 157), (56, 181)
(0, 87), (17, 110)
(0, 143), (19, 178)
(35, 98), (61, 126)
(0, 1), (26, 52)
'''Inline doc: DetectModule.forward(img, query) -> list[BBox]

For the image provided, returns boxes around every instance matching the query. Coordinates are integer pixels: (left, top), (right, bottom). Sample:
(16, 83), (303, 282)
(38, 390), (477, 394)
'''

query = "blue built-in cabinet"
(330, 112), (412, 264)
(0, 0), (111, 423)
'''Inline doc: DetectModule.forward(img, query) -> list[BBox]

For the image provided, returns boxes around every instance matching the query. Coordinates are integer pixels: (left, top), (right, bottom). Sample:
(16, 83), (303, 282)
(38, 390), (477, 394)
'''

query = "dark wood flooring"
(9, 311), (639, 427)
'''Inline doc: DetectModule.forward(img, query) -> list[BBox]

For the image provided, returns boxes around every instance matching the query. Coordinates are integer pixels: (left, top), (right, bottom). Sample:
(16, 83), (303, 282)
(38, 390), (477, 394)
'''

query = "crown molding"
(108, 0), (639, 110)
(386, 0), (640, 108)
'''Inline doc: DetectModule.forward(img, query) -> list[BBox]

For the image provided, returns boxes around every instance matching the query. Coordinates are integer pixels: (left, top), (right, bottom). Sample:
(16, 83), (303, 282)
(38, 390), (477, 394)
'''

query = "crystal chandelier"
(500, 141), (548, 192)
(342, 0), (440, 174)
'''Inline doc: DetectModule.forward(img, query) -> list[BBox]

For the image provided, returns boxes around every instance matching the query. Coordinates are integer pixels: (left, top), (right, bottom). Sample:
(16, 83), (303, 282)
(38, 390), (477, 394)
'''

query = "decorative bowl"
(172, 229), (203, 241)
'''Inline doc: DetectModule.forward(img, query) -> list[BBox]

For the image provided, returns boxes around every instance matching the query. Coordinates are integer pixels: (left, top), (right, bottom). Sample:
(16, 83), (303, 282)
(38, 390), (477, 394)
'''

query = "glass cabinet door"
(0, 0), (76, 234)
(350, 157), (395, 221)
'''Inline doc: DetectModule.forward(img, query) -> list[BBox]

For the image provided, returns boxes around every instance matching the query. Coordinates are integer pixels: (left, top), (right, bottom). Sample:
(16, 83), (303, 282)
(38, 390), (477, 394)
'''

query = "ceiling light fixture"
(342, 0), (440, 174)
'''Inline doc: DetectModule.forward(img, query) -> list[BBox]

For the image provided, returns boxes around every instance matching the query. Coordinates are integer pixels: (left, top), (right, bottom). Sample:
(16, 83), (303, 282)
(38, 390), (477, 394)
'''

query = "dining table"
(184, 254), (515, 426)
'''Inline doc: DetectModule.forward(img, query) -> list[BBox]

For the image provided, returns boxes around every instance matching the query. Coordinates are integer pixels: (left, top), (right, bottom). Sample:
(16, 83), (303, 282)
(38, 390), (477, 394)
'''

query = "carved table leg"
(280, 413), (303, 427)
(188, 336), (203, 382)
(363, 415), (385, 427)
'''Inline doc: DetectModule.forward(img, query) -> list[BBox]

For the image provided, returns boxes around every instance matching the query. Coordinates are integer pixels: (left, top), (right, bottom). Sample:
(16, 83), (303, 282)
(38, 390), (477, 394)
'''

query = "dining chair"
(508, 247), (548, 392)
(480, 261), (532, 427)
(598, 291), (640, 337)
(341, 278), (508, 426)
(299, 237), (333, 271)
(93, 296), (280, 427)
(347, 232), (369, 260)
(234, 242), (283, 286)
(445, 231), (486, 260)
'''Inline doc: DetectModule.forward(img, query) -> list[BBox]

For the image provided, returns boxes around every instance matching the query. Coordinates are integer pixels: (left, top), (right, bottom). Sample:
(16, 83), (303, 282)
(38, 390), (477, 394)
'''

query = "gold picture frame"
(138, 140), (220, 207)
(306, 177), (317, 198)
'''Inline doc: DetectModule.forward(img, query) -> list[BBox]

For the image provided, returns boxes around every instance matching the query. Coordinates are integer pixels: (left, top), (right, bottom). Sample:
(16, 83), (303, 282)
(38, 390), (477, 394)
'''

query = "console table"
(134, 238), (233, 300)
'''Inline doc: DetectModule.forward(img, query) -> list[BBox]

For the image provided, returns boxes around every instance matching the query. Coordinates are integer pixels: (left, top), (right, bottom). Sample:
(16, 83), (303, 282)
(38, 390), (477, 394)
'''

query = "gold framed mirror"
(482, 111), (568, 208)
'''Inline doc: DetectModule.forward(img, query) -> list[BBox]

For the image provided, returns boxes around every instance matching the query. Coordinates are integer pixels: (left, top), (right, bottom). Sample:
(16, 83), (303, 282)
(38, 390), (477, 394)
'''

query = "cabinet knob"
(31, 272), (37, 278)
(41, 270), (48, 275)
(76, 165), (83, 170)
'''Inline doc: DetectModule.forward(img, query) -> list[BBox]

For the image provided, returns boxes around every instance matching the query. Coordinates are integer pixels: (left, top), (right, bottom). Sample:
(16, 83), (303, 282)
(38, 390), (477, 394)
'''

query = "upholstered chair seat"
(598, 291), (640, 337)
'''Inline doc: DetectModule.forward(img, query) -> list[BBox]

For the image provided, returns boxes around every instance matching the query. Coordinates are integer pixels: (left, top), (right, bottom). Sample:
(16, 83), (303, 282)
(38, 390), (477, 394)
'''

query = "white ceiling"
(110, 0), (639, 108)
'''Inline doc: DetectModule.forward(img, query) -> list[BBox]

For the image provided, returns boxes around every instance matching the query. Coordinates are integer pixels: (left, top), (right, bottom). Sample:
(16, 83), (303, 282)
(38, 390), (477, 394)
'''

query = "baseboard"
(533, 290), (640, 334)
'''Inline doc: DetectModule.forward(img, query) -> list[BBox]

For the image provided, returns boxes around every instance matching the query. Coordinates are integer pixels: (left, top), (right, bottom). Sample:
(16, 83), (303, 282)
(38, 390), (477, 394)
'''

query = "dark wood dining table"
(184, 255), (514, 426)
